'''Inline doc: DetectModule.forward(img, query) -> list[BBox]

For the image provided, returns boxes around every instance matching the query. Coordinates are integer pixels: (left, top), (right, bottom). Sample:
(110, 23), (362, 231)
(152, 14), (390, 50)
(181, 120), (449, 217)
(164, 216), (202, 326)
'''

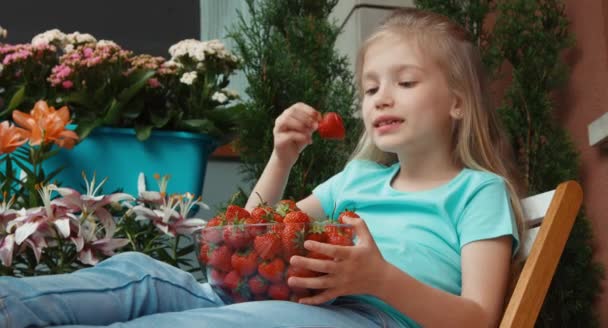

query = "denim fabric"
(0, 252), (402, 328)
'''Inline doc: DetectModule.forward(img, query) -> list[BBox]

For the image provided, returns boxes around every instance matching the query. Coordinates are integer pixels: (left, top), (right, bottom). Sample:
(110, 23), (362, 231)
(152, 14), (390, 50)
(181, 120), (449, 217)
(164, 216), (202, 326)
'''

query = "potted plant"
(0, 29), (244, 195)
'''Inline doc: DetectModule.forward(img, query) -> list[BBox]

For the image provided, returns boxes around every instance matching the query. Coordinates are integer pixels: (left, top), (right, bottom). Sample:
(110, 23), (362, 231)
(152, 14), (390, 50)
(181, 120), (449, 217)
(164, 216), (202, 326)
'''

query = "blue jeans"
(0, 252), (400, 327)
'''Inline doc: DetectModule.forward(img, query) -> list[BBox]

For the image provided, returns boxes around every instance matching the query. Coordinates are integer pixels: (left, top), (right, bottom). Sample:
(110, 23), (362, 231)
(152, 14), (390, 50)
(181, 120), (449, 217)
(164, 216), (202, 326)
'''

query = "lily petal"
(71, 235), (84, 252)
(0, 234), (15, 267)
(93, 238), (129, 256)
(15, 221), (41, 245)
(108, 192), (135, 204)
(175, 219), (206, 235)
(78, 248), (97, 266)
(53, 217), (71, 238)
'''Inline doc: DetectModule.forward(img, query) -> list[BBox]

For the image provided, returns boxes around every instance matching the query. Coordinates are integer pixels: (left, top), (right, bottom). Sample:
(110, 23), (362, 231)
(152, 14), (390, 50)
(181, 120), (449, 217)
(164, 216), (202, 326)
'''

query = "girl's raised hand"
(272, 103), (320, 168)
(287, 216), (389, 305)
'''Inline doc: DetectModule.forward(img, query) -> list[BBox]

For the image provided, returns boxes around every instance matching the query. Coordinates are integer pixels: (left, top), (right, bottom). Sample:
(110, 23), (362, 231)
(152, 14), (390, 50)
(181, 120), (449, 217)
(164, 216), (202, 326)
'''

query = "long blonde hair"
(350, 8), (525, 255)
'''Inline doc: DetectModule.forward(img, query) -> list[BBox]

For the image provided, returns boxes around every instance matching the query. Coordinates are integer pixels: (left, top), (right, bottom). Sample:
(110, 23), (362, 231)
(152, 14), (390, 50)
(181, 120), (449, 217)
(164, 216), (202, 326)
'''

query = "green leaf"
(179, 119), (217, 131)
(150, 111), (173, 128)
(75, 119), (103, 140)
(122, 98), (145, 120)
(63, 91), (97, 110)
(12, 158), (36, 178)
(135, 124), (153, 141)
(102, 98), (121, 125)
(118, 70), (156, 103)
(176, 244), (195, 256)
(0, 85), (26, 117)
(43, 165), (67, 185)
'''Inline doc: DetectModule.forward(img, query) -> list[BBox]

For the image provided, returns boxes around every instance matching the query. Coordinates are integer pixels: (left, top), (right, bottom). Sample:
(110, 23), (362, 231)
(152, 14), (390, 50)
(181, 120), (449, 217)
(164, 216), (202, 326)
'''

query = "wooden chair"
(499, 180), (583, 328)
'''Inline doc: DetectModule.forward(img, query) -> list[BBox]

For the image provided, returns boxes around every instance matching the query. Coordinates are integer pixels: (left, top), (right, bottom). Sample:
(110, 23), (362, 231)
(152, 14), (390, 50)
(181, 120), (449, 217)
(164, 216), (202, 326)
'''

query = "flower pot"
(43, 126), (219, 196)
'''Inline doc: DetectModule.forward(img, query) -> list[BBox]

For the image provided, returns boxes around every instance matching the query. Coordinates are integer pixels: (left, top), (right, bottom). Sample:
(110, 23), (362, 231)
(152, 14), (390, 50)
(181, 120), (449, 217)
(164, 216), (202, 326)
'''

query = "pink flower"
(83, 47), (94, 58)
(0, 234), (15, 267)
(62, 80), (74, 89)
(148, 78), (161, 88)
(53, 173), (134, 235)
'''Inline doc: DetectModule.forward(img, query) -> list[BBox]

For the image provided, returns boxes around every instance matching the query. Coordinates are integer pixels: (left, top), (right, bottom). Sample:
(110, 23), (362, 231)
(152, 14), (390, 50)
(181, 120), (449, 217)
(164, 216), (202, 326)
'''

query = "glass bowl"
(194, 222), (354, 303)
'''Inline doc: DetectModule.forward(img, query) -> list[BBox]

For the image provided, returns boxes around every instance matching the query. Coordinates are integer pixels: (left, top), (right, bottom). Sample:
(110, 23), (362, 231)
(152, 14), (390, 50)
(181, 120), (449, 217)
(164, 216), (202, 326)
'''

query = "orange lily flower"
(12, 100), (79, 149)
(0, 121), (28, 154)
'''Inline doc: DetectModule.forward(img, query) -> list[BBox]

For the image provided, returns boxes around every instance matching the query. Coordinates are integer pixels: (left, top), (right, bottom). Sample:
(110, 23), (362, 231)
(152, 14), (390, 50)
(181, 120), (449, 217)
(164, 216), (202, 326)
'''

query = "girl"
(0, 8), (521, 328)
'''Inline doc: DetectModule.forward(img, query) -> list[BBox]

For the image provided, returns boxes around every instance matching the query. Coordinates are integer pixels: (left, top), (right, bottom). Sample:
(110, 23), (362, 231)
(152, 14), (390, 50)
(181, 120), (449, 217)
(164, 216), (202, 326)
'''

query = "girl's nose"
(374, 86), (394, 109)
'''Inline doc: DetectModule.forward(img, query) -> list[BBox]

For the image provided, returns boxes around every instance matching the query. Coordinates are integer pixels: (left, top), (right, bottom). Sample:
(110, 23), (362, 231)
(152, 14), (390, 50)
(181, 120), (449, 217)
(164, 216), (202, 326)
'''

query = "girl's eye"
(399, 81), (417, 88)
(364, 87), (378, 95)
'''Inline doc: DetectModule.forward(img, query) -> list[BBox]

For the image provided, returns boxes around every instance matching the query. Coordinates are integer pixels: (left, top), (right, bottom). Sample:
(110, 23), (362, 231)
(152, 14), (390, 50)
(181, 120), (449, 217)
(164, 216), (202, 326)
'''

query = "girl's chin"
(374, 141), (405, 154)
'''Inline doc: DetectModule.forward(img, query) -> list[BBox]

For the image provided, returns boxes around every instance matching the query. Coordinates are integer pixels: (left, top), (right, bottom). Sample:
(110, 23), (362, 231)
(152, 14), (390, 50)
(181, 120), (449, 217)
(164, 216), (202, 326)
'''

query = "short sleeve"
(456, 178), (520, 255)
(312, 163), (352, 219)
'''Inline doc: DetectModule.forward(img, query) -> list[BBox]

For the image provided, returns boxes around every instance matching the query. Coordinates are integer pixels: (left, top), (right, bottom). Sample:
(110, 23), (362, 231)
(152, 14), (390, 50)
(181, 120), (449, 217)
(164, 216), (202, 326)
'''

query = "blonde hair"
(350, 8), (525, 255)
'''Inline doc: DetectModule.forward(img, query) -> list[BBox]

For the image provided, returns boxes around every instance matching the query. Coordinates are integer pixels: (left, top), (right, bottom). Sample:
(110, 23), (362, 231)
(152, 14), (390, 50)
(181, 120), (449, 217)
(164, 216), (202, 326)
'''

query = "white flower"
(96, 39), (118, 48)
(212, 91), (228, 104)
(0, 26), (7, 39)
(64, 44), (74, 53)
(0, 64), (4, 75)
(221, 88), (239, 98)
(65, 32), (97, 45)
(180, 71), (197, 85)
(32, 29), (67, 46)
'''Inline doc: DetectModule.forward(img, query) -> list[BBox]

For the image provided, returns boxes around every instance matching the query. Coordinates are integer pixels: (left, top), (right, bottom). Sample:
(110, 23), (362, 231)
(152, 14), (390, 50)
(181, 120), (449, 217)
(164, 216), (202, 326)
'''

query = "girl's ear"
(449, 91), (465, 120)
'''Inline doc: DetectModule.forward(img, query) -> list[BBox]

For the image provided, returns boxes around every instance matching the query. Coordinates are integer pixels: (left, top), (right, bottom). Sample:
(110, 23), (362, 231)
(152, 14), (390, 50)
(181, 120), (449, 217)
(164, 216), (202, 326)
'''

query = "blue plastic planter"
(42, 126), (219, 196)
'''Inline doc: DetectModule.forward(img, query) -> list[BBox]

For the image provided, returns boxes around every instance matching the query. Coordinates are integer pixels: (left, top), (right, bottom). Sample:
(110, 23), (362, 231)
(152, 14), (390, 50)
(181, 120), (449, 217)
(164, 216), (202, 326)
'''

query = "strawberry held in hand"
(317, 112), (345, 140)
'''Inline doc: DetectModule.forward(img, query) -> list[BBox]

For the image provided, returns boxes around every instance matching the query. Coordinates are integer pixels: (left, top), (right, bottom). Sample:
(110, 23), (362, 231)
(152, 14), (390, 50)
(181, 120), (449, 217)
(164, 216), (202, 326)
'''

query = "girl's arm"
(289, 218), (512, 328)
(244, 103), (320, 211)
(376, 237), (512, 328)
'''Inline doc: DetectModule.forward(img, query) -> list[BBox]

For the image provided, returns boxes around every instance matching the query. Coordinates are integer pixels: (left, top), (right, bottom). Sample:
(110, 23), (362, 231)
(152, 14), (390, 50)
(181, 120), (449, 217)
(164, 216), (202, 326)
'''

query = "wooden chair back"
(499, 180), (583, 327)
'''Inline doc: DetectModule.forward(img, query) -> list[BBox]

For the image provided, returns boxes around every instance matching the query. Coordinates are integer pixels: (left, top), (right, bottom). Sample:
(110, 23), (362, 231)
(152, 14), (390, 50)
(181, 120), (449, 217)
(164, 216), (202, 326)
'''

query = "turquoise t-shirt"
(312, 160), (520, 328)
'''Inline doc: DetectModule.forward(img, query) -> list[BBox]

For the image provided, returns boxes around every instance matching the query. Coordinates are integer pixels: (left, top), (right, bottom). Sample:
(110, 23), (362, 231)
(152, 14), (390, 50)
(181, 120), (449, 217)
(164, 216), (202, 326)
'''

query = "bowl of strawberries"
(194, 200), (356, 303)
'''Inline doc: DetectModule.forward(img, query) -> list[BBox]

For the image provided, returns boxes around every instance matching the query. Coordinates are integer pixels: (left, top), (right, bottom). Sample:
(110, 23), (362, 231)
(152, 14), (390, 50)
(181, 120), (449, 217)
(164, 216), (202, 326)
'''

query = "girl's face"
(360, 35), (462, 156)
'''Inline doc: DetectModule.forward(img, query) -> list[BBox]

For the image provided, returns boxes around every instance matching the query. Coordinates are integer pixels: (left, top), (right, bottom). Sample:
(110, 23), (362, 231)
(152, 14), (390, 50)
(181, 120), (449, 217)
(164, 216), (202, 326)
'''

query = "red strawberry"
(327, 232), (354, 246)
(224, 270), (244, 291)
(283, 211), (310, 224)
(275, 199), (299, 216)
(251, 204), (277, 223)
(198, 242), (211, 264)
(306, 250), (332, 261)
(268, 283), (290, 300)
(282, 223), (308, 260)
(201, 215), (224, 244)
(337, 210), (358, 237)
(248, 275), (269, 295)
(273, 212), (284, 223)
(254, 232), (282, 260)
(231, 292), (248, 303)
(209, 268), (227, 287)
(270, 223), (285, 234)
(223, 225), (253, 250)
(244, 216), (267, 237)
(208, 245), (233, 272)
(258, 258), (286, 283)
(317, 112), (345, 140)
(224, 205), (251, 223)
(324, 222), (353, 239)
(231, 249), (259, 276)
(286, 265), (319, 279)
(337, 209), (360, 223)
(306, 222), (327, 243)
(290, 286), (311, 302)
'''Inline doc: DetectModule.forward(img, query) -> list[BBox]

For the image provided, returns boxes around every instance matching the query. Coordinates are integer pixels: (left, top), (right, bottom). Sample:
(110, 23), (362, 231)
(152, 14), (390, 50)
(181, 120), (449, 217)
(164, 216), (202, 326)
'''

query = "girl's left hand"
(287, 216), (389, 305)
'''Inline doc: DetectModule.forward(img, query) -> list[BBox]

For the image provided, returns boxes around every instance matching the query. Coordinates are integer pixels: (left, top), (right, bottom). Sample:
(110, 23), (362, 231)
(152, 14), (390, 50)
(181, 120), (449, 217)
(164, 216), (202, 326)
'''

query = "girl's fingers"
(288, 274), (333, 290)
(298, 289), (341, 305)
(303, 240), (351, 259)
(288, 103), (320, 128)
(290, 255), (337, 273)
(277, 131), (312, 146)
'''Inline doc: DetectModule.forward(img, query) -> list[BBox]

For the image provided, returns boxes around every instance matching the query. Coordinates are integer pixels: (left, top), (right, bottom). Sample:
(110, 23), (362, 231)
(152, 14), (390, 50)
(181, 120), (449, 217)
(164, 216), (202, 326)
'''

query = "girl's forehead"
(362, 35), (428, 73)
